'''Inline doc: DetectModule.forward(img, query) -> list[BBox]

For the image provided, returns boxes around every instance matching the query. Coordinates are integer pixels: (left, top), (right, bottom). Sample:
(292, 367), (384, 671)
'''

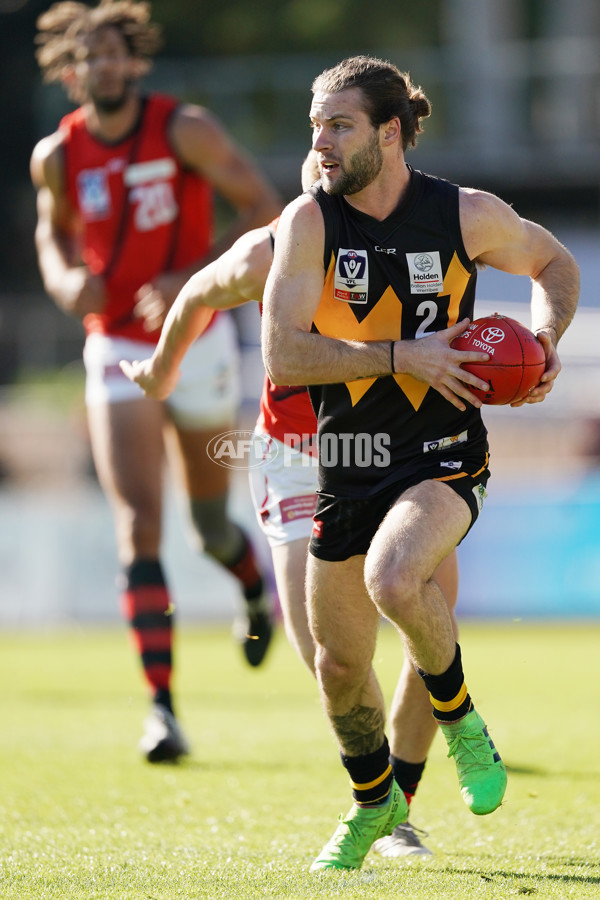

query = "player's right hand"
(60, 267), (105, 318)
(119, 357), (181, 401)
(400, 319), (490, 411)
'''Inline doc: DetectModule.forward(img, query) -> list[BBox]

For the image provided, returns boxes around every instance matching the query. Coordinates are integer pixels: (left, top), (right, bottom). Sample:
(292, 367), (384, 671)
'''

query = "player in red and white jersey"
(30, 0), (282, 763)
(251, 359), (320, 669)
(122, 175), (463, 858)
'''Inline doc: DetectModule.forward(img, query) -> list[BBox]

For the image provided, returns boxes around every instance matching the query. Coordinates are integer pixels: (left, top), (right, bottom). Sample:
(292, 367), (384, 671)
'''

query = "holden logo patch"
(406, 251), (444, 294)
(334, 248), (368, 303)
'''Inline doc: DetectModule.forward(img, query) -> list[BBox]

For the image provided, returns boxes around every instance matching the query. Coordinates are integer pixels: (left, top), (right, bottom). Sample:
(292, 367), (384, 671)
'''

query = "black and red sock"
(390, 757), (426, 805)
(224, 531), (263, 601)
(120, 559), (174, 712)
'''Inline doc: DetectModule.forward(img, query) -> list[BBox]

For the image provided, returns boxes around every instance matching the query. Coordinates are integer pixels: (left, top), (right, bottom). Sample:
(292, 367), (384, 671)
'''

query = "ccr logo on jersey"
(406, 251), (444, 294)
(334, 249), (369, 303)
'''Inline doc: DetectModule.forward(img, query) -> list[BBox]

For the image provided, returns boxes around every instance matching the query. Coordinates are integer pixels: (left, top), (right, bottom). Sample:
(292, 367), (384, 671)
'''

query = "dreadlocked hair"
(35, 0), (162, 96)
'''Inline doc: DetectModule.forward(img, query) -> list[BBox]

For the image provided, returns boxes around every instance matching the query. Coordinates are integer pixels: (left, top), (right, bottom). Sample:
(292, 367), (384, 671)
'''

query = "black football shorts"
(309, 450), (490, 562)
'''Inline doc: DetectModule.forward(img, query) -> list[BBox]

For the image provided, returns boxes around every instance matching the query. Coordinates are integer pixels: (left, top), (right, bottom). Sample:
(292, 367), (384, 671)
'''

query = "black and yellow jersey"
(307, 166), (488, 497)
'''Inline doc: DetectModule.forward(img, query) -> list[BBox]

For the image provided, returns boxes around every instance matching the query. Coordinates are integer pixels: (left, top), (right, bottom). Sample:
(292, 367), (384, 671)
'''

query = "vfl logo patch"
(77, 168), (111, 220)
(334, 248), (368, 303)
(406, 251), (444, 294)
(423, 430), (468, 454)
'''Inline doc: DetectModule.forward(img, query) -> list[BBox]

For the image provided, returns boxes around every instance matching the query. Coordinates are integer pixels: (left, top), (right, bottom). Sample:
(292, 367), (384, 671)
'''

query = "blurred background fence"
(0, 0), (599, 624)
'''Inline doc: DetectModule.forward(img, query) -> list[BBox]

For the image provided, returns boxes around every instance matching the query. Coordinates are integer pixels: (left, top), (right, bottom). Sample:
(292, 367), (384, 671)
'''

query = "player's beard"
(323, 130), (383, 196)
(90, 78), (134, 114)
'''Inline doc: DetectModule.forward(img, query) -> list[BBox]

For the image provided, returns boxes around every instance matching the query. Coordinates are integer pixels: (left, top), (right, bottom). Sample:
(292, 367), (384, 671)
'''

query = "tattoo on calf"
(332, 704), (385, 756)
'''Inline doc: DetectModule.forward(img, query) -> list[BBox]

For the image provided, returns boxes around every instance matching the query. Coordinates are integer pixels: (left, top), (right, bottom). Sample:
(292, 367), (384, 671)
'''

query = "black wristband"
(390, 340), (396, 374)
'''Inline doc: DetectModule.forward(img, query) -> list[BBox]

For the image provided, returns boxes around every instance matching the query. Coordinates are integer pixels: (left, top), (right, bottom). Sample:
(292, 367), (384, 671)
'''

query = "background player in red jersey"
(30, 0), (282, 763)
(120, 155), (462, 858)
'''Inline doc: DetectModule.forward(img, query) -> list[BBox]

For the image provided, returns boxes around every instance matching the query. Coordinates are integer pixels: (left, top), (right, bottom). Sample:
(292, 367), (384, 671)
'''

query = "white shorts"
(83, 313), (241, 428)
(248, 429), (318, 547)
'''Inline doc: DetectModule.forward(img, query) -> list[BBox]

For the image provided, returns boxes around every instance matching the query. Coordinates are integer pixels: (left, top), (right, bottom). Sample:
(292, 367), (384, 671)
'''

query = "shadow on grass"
(437, 859), (600, 890)
(505, 761), (600, 781)
(158, 757), (307, 774)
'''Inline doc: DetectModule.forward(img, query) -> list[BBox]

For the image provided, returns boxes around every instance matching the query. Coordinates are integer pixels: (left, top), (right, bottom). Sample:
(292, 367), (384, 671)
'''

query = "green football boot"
(439, 708), (507, 815)
(310, 779), (408, 871)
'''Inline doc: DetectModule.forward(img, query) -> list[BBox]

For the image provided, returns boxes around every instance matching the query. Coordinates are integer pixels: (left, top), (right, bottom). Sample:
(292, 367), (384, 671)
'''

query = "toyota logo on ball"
(480, 326), (505, 344)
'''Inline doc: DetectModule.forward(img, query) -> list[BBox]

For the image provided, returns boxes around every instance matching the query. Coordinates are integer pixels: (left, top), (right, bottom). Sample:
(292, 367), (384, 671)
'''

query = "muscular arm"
(172, 105), (282, 259)
(30, 132), (105, 318)
(263, 195), (386, 385)
(134, 105), (283, 331)
(262, 196), (490, 410)
(460, 188), (580, 403)
(121, 227), (274, 400)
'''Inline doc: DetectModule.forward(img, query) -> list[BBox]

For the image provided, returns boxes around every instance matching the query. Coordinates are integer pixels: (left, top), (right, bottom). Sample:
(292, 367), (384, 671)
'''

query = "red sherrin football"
(450, 313), (546, 405)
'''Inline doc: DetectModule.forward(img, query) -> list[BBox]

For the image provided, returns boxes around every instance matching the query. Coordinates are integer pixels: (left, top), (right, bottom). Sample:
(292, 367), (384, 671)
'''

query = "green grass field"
(0, 620), (598, 899)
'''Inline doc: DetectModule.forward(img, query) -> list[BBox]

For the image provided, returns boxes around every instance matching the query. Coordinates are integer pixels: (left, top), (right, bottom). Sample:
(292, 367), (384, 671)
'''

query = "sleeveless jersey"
(60, 94), (214, 342)
(256, 218), (318, 454)
(308, 167), (488, 497)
